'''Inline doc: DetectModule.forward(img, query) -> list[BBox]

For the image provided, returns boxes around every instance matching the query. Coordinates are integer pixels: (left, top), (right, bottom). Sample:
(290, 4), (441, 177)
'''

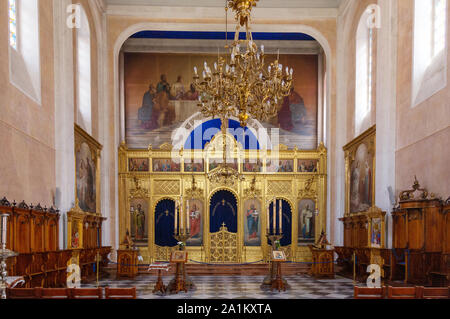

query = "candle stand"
(0, 213), (18, 299)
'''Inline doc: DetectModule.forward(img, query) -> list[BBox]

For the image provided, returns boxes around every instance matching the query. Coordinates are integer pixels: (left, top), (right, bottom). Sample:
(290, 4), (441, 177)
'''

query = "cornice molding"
(106, 6), (339, 19)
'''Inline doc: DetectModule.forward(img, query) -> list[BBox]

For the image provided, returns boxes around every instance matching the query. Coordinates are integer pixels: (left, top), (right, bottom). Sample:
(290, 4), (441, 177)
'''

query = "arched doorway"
(209, 190), (238, 263)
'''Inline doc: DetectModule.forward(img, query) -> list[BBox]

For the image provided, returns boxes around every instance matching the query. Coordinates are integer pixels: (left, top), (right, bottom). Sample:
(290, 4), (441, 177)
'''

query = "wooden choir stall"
(391, 179), (449, 285)
(335, 206), (388, 283)
(0, 197), (111, 288)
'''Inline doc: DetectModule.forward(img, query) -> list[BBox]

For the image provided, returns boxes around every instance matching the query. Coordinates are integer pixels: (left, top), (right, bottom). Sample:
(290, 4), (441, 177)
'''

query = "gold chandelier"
(193, 0), (294, 128)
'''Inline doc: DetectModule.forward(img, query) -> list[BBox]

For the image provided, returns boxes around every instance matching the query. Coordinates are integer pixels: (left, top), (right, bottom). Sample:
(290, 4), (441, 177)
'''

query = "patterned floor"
(82, 274), (355, 299)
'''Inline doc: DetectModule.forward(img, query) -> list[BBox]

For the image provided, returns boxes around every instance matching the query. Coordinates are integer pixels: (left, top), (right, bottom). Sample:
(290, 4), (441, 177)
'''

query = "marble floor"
(82, 274), (355, 299)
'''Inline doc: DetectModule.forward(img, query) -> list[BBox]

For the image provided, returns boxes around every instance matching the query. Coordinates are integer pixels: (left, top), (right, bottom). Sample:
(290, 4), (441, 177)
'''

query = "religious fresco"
(350, 143), (373, 213)
(244, 199), (261, 246)
(153, 158), (181, 172)
(243, 159), (263, 173)
(209, 158), (238, 171)
(186, 199), (203, 246)
(266, 159), (294, 173)
(129, 158), (149, 172)
(130, 199), (148, 246)
(76, 142), (96, 213)
(298, 159), (318, 173)
(124, 52), (318, 149)
(184, 159), (204, 173)
(298, 199), (316, 243)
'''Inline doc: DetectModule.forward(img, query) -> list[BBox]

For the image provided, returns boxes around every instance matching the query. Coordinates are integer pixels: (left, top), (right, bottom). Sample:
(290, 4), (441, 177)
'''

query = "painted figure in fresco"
(156, 74), (171, 95)
(189, 204), (201, 238)
(171, 75), (186, 100)
(288, 90), (307, 131)
(246, 204), (259, 239)
(138, 84), (156, 129)
(301, 204), (314, 238)
(135, 204), (146, 240)
(183, 83), (199, 101)
(138, 160), (148, 171)
(278, 89), (307, 132)
(153, 80), (175, 128)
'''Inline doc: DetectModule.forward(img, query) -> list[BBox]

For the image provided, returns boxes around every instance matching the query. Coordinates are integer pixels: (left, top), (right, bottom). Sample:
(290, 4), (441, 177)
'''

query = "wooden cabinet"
(393, 179), (446, 285)
(117, 249), (139, 278)
(309, 247), (335, 278)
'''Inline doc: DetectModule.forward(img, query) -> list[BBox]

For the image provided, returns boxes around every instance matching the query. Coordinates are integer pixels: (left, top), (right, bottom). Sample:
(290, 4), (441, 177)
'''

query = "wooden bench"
(418, 286), (450, 299)
(6, 288), (38, 299)
(70, 287), (103, 299)
(37, 287), (71, 299)
(105, 287), (137, 299)
(354, 286), (386, 299)
(387, 286), (421, 299)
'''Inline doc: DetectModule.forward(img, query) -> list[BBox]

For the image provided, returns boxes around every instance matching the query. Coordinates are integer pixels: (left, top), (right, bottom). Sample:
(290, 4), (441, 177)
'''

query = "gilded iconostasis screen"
(124, 52), (319, 150)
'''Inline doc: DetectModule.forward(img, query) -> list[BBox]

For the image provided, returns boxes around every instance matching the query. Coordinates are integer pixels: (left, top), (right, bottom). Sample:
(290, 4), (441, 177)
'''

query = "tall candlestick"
(1, 214), (7, 247)
(278, 199), (282, 234)
(186, 200), (190, 232)
(272, 199), (276, 235)
(180, 198), (183, 234)
(174, 205), (178, 235)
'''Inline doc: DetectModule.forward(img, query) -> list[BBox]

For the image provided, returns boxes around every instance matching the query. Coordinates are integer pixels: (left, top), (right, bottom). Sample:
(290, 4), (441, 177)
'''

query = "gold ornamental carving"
(209, 223), (238, 263)
(243, 177), (261, 199)
(185, 176), (204, 199)
(153, 180), (180, 196)
(267, 181), (292, 196)
(129, 176), (149, 199)
(298, 177), (317, 199)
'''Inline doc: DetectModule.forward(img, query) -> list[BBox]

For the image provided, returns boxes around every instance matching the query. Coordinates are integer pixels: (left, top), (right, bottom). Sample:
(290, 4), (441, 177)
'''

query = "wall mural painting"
(209, 158), (238, 171)
(153, 158), (181, 172)
(298, 199), (316, 244)
(244, 199), (261, 246)
(130, 199), (149, 246)
(184, 159), (204, 173)
(129, 158), (149, 172)
(186, 199), (203, 246)
(350, 143), (373, 213)
(266, 159), (294, 173)
(298, 159), (318, 173)
(124, 52), (318, 149)
(243, 159), (263, 173)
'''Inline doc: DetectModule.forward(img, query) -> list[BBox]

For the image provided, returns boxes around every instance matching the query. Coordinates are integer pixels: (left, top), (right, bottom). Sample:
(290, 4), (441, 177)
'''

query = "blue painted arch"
(184, 118), (261, 150)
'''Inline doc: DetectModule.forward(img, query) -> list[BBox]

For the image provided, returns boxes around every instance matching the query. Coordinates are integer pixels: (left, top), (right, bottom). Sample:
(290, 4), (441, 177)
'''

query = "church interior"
(0, 0), (449, 302)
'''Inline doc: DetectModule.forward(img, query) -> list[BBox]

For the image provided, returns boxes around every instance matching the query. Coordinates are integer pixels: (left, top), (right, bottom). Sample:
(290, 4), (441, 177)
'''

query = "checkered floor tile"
(82, 274), (355, 299)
